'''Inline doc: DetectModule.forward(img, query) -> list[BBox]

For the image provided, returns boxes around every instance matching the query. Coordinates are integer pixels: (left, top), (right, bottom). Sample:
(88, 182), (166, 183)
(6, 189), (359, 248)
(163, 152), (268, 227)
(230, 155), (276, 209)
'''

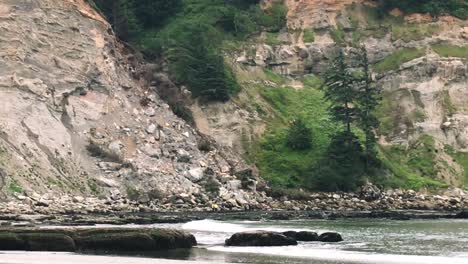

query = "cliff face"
(0, 0), (254, 202)
(1, 0), (466, 201)
(193, 0), (468, 186)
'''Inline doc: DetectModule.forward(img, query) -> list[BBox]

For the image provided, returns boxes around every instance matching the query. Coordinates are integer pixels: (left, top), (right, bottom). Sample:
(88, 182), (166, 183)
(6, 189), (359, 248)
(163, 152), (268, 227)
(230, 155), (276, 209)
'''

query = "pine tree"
(355, 46), (381, 170)
(323, 49), (358, 133)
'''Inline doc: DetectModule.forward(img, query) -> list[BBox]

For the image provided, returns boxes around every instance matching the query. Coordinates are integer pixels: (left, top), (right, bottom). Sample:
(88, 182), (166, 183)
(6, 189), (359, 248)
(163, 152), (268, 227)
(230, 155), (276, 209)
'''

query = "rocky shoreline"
(0, 186), (467, 226)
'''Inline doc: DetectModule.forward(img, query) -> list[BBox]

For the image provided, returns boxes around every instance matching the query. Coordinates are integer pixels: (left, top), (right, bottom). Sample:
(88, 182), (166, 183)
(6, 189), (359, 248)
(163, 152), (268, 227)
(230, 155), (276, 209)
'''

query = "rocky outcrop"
(225, 231), (297, 246)
(0, 0), (259, 203)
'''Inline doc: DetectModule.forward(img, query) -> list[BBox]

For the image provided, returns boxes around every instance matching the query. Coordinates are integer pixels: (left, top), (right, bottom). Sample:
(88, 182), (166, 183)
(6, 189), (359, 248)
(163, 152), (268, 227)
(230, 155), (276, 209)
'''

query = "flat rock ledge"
(0, 227), (196, 252)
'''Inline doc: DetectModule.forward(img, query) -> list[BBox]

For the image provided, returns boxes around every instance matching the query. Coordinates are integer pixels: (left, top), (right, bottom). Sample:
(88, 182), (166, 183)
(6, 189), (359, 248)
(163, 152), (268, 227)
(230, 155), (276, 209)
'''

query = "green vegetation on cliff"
(373, 48), (425, 73)
(92, 0), (287, 101)
(377, 0), (468, 19)
(432, 44), (468, 59)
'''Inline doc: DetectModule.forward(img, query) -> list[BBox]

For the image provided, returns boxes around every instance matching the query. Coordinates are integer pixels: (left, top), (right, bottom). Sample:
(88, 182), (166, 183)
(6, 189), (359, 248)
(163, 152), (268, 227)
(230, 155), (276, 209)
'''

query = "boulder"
(318, 232), (343, 242)
(282, 231), (319, 241)
(225, 231), (297, 247)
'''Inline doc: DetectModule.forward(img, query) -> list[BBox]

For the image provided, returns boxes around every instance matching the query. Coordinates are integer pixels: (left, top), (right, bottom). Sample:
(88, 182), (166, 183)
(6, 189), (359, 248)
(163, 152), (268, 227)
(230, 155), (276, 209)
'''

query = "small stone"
(108, 141), (122, 152)
(146, 124), (156, 134)
(187, 168), (204, 182)
(72, 196), (84, 203)
(145, 108), (156, 117)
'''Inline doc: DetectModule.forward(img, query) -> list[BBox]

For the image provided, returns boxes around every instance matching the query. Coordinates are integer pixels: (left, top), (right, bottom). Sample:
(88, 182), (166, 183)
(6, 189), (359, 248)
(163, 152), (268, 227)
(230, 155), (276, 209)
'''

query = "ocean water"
(1, 218), (468, 264)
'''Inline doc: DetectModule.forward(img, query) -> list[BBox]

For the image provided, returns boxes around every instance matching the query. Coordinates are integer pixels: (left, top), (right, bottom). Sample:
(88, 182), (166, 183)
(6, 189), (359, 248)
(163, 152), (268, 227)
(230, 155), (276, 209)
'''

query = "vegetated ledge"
(0, 227), (196, 253)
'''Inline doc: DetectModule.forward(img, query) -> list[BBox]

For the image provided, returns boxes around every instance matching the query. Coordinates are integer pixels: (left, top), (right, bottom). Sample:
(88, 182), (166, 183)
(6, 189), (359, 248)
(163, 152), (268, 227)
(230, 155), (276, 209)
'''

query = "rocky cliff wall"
(0, 0), (257, 206)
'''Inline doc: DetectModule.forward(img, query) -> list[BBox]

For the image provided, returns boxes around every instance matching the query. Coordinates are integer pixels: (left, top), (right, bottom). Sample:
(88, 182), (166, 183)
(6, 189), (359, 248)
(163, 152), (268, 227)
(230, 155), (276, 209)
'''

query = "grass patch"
(253, 79), (340, 188)
(9, 179), (22, 194)
(263, 69), (287, 85)
(392, 24), (440, 42)
(432, 44), (468, 59)
(411, 110), (427, 123)
(440, 90), (457, 117)
(265, 32), (281, 46)
(377, 135), (447, 190)
(373, 48), (425, 73)
(303, 29), (315, 43)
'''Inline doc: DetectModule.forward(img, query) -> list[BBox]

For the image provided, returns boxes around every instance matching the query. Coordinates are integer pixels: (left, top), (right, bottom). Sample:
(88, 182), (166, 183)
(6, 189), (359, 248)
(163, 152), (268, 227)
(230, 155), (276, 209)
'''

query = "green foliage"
(303, 29), (315, 43)
(165, 23), (240, 101)
(432, 44), (468, 59)
(93, 0), (141, 40)
(440, 90), (457, 117)
(94, 0), (288, 102)
(355, 47), (382, 169)
(133, 0), (182, 28)
(309, 131), (366, 191)
(9, 179), (22, 194)
(407, 135), (437, 177)
(286, 118), (313, 150)
(264, 69), (286, 85)
(253, 2), (288, 32)
(323, 50), (358, 132)
(265, 32), (281, 46)
(373, 48), (425, 73)
(330, 26), (346, 45)
(378, 144), (447, 189)
(255, 83), (339, 188)
(376, 0), (468, 19)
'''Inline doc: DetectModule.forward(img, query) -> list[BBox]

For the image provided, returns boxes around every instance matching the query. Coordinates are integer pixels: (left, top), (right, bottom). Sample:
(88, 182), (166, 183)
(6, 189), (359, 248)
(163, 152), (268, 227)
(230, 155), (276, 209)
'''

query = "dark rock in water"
(318, 232), (343, 242)
(0, 232), (75, 252)
(282, 231), (319, 241)
(454, 210), (468, 219)
(0, 228), (197, 253)
(225, 231), (298, 246)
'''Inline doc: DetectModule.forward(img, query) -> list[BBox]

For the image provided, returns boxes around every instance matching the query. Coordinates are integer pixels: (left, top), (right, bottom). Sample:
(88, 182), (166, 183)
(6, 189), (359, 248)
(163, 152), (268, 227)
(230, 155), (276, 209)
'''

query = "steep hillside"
(192, 0), (468, 189)
(0, 0), (256, 206)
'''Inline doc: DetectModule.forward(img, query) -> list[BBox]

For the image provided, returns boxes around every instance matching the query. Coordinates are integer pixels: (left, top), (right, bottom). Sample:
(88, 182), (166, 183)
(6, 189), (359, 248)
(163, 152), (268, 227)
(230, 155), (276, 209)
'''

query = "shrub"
(286, 118), (312, 150)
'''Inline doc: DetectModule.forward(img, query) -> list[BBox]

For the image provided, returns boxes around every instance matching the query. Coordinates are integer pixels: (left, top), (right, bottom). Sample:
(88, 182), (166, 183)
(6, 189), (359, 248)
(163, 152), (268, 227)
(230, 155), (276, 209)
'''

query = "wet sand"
(0, 252), (225, 264)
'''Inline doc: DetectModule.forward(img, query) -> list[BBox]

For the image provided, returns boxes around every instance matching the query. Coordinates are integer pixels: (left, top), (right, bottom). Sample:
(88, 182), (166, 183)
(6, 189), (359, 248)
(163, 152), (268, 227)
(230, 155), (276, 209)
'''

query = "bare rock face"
(0, 0), (253, 201)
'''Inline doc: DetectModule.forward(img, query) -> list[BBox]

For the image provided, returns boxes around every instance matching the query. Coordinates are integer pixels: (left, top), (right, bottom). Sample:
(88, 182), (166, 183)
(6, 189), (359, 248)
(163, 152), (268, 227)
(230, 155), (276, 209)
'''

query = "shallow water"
(3, 218), (468, 264)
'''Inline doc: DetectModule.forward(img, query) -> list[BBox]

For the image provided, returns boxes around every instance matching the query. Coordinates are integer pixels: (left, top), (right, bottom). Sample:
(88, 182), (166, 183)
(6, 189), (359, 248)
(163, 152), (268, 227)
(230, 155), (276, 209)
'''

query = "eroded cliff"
(0, 0), (258, 208)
